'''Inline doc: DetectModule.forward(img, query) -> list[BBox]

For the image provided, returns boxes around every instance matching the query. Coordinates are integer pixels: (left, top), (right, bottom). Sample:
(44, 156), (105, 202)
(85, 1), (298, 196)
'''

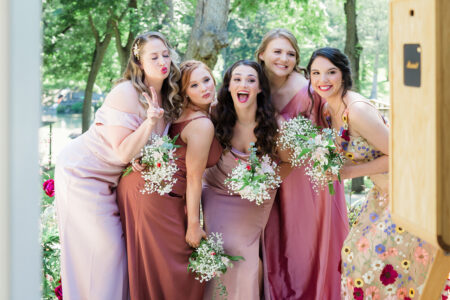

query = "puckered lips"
(237, 90), (250, 103)
(318, 85), (332, 92)
(161, 67), (168, 74)
(202, 92), (211, 99)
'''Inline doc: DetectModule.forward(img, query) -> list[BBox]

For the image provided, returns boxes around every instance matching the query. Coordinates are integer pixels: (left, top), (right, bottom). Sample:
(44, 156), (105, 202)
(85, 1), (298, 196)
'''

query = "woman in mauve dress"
(202, 60), (290, 300)
(116, 60), (222, 300)
(54, 31), (181, 300)
(255, 29), (349, 300)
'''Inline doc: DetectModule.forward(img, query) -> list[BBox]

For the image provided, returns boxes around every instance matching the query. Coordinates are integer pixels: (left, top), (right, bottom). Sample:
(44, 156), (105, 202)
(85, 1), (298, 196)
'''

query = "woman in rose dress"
(116, 60), (222, 300)
(54, 31), (181, 300)
(256, 28), (348, 300)
(307, 47), (440, 299)
(202, 60), (291, 300)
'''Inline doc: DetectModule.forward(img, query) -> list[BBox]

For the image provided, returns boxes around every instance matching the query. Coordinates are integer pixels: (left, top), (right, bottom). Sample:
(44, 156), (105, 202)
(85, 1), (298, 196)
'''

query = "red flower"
(211, 252), (216, 256)
(353, 287), (364, 300)
(157, 162), (161, 168)
(404, 298), (411, 300)
(380, 264), (398, 285)
(54, 283), (63, 300)
(246, 165), (251, 171)
(43, 179), (55, 197)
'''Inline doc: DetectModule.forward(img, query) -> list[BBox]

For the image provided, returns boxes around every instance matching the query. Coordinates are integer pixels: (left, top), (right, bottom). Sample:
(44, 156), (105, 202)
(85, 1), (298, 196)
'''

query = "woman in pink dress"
(255, 29), (349, 300)
(116, 60), (222, 300)
(54, 31), (182, 300)
(202, 60), (290, 300)
(308, 47), (447, 299)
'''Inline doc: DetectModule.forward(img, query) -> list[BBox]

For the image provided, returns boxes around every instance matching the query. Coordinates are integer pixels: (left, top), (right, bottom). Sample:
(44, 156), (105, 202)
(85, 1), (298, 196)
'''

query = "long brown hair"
(213, 60), (278, 157)
(179, 60), (216, 110)
(117, 31), (182, 121)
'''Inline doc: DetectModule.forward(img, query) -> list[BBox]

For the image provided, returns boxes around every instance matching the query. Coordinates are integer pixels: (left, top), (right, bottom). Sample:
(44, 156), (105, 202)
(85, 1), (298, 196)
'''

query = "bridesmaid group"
(55, 29), (449, 300)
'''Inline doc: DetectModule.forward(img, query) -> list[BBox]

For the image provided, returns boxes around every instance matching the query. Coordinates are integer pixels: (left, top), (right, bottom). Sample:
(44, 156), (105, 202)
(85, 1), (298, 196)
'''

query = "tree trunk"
(369, 35), (380, 99)
(344, 0), (364, 193)
(112, 0), (137, 74)
(344, 0), (362, 92)
(82, 17), (113, 133)
(184, 0), (231, 69)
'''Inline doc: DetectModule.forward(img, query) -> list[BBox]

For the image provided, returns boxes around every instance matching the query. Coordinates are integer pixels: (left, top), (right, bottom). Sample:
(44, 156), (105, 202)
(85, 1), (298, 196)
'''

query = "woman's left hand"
(185, 224), (207, 248)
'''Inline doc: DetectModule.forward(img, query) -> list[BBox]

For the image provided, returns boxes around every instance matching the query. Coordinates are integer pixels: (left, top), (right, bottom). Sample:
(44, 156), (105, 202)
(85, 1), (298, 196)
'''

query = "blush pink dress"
(264, 86), (349, 300)
(202, 148), (277, 300)
(55, 105), (143, 300)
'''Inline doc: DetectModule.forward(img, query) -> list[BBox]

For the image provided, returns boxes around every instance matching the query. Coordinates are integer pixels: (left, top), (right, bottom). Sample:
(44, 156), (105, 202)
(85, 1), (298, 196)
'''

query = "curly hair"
(255, 28), (307, 76)
(306, 47), (353, 108)
(116, 31), (183, 121)
(213, 60), (278, 157)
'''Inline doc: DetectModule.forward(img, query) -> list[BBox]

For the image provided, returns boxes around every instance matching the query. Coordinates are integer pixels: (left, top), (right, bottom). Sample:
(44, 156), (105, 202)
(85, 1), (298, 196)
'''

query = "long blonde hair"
(255, 28), (306, 75)
(117, 31), (182, 121)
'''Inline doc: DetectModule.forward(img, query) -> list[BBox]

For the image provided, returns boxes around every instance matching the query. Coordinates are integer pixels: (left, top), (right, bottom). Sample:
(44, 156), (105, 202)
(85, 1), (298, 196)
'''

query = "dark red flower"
(211, 252), (216, 256)
(380, 264), (398, 285)
(246, 165), (251, 171)
(43, 179), (55, 197)
(353, 287), (364, 300)
(54, 283), (63, 300)
(404, 297), (411, 300)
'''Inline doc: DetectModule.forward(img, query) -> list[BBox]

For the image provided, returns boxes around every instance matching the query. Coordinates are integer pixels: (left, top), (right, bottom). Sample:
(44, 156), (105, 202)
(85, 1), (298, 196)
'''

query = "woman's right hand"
(143, 86), (164, 124)
(185, 224), (207, 248)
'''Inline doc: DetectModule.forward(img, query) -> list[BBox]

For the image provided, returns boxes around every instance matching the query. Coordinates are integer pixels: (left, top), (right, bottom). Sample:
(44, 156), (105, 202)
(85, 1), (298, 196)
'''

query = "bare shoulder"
(186, 116), (214, 134)
(103, 81), (142, 114)
(347, 93), (382, 127)
(281, 72), (309, 99)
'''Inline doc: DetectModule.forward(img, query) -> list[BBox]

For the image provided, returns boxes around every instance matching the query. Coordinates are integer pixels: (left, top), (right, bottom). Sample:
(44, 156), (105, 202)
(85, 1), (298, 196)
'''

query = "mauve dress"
(55, 105), (141, 300)
(264, 86), (349, 300)
(202, 148), (277, 300)
(116, 116), (222, 300)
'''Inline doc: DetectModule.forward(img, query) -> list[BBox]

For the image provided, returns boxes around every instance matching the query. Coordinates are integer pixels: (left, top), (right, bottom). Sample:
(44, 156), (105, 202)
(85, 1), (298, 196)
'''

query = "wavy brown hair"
(116, 31), (182, 121)
(255, 28), (307, 76)
(213, 60), (278, 157)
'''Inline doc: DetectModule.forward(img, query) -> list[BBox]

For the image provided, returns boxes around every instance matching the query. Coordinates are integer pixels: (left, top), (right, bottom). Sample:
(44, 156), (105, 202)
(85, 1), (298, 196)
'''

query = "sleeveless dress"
(55, 105), (143, 300)
(116, 116), (222, 300)
(264, 86), (349, 300)
(327, 101), (438, 299)
(202, 148), (277, 300)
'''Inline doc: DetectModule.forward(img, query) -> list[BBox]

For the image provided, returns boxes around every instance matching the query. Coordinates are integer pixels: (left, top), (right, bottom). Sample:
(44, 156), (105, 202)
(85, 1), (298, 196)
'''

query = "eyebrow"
(311, 67), (338, 72)
(232, 72), (257, 77)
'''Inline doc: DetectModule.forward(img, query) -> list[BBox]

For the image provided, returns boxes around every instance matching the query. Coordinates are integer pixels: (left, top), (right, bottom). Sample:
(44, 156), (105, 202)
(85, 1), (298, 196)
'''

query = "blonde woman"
(55, 31), (181, 300)
(256, 29), (348, 299)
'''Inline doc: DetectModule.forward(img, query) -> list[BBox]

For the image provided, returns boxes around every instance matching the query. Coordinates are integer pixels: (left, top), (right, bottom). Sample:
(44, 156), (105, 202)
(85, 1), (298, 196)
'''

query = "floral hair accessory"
(133, 40), (140, 61)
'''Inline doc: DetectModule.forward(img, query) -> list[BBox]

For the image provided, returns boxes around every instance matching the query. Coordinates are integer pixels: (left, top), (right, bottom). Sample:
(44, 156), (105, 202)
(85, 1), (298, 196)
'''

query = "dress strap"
(171, 115), (209, 133)
(346, 100), (389, 126)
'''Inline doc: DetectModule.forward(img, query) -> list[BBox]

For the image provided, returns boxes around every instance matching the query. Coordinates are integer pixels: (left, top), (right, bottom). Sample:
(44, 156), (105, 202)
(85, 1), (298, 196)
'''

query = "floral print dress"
(325, 103), (439, 300)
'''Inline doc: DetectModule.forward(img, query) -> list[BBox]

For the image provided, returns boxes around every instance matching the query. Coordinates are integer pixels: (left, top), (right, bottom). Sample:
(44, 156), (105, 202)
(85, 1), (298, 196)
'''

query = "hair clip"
(133, 41), (140, 61)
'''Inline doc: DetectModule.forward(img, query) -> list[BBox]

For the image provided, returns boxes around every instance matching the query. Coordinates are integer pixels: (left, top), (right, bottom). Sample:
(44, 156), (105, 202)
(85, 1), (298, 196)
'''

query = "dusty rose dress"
(202, 148), (277, 300)
(55, 105), (142, 300)
(264, 86), (349, 300)
(117, 116), (222, 300)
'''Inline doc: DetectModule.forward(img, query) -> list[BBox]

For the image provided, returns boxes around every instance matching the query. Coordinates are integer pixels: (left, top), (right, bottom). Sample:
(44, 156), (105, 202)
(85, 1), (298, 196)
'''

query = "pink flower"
(388, 247), (398, 256)
(365, 286), (380, 299)
(353, 287), (364, 300)
(378, 251), (389, 260)
(414, 246), (430, 265)
(380, 264), (398, 286)
(396, 287), (408, 299)
(346, 277), (354, 290)
(43, 179), (55, 197)
(357, 237), (370, 253)
(211, 252), (216, 256)
(54, 283), (63, 300)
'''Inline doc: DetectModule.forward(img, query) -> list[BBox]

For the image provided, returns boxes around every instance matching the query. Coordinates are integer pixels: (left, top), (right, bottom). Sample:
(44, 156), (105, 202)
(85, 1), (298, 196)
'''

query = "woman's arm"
(183, 117), (215, 248)
(102, 85), (164, 164)
(275, 114), (294, 180)
(340, 101), (389, 179)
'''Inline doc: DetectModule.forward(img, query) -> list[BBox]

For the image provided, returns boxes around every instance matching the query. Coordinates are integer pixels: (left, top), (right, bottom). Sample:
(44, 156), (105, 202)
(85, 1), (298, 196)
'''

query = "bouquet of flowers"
(225, 144), (281, 205)
(123, 134), (181, 195)
(188, 232), (244, 298)
(277, 115), (345, 195)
